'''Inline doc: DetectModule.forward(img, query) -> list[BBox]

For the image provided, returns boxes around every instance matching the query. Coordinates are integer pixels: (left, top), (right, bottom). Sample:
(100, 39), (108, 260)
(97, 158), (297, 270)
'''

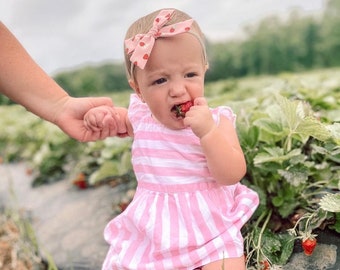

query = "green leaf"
(254, 118), (285, 137)
(238, 125), (260, 149)
(276, 95), (301, 129)
(88, 160), (121, 185)
(327, 123), (340, 145)
(275, 233), (295, 265)
(278, 200), (300, 218)
(319, 193), (340, 212)
(295, 116), (331, 142)
(275, 94), (331, 142)
(255, 227), (295, 265)
(278, 169), (308, 187)
(254, 147), (301, 165)
(272, 196), (284, 207)
(330, 213), (340, 233)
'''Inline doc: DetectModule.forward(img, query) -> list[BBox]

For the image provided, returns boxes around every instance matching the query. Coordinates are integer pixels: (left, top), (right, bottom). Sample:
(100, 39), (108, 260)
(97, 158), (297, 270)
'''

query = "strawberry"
(118, 202), (130, 212)
(259, 259), (270, 270)
(302, 237), (317, 256)
(173, 100), (193, 118)
(72, 172), (88, 189)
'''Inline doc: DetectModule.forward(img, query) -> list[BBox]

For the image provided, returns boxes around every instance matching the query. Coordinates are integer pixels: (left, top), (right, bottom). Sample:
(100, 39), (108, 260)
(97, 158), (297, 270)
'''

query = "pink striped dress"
(102, 94), (259, 270)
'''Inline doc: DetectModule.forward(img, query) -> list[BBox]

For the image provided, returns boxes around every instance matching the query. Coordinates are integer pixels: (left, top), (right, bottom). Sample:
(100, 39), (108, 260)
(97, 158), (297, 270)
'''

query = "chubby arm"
(184, 97), (246, 185)
(84, 105), (133, 141)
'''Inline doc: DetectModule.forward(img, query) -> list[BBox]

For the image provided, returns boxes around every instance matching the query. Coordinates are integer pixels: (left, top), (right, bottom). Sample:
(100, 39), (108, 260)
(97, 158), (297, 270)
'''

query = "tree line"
(1, 0), (339, 103)
(205, 0), (340, 81)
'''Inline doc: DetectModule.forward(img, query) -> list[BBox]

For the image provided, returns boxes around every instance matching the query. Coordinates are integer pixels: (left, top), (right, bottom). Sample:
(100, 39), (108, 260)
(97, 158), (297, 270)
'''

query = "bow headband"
(125, 9), (194, 69)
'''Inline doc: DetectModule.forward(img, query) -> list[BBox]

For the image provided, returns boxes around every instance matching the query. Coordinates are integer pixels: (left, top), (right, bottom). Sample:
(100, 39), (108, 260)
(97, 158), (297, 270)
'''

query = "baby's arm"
(84, 105), (132, 140)
(184, 98), (246, 185)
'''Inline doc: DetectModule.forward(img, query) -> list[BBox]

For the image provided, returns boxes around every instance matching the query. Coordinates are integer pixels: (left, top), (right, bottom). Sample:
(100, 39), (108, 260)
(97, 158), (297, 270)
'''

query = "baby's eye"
(185, 72), (197, 78)
(153, 78), (167, 85)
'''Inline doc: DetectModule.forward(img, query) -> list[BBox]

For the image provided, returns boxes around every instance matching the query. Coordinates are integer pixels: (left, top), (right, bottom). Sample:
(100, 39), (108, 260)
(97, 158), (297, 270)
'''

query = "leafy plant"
(71, 137), (133, 187)
(236, 73), (339, 268)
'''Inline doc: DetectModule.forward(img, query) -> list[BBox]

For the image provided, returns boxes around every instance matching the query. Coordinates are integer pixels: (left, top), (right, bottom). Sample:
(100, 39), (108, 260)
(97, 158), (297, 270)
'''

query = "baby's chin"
(151, 113), (187, 130)
(163, 117), (187, 130)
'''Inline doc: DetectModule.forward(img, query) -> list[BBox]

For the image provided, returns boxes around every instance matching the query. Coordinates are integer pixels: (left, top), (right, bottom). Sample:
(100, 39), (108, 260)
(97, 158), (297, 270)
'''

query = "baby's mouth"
(171, 101), (193, 118)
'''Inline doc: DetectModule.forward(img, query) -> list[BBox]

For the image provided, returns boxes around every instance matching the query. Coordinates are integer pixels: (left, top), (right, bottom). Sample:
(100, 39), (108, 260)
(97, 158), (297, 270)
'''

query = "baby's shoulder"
(211, 106), (236, 126)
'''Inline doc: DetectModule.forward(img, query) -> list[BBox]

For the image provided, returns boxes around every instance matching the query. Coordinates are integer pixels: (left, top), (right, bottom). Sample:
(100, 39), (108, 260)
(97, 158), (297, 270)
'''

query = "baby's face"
(133, 33), (207, 130)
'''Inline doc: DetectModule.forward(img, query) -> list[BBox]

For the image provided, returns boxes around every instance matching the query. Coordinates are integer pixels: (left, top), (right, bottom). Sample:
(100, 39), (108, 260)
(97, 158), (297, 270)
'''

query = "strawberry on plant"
(298, 230), (317, 256)
(172, 101), (193, 118)
(302, 237), (317, 256)
(260, 259), (270, 270)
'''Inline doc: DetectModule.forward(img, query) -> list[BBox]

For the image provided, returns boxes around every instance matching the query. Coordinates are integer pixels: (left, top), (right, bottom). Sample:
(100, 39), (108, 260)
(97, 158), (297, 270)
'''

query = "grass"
(0, 207), (45, 270)
(0, 178), (57, 270)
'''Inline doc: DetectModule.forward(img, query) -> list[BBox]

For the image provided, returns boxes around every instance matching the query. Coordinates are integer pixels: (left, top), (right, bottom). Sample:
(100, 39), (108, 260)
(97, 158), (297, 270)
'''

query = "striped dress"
(102, 94), (259, 270)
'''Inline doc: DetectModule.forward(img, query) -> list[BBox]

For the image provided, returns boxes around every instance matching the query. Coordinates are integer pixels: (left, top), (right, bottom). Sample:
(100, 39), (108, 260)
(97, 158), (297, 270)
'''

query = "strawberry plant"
(70, 137), (133, 187)
(234, 73), (340, 268)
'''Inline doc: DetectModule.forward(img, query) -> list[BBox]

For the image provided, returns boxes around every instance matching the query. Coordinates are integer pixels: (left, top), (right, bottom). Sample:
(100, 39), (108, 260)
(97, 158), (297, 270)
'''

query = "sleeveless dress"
(102, 94), (259, 270)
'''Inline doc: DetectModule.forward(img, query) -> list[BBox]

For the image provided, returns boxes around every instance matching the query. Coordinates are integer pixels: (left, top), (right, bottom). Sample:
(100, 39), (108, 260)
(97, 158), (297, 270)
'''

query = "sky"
(1, 0), (326, 75)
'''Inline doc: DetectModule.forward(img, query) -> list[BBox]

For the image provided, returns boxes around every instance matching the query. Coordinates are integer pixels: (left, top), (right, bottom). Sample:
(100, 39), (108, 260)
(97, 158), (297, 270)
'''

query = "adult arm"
(0, 22), (114, 141)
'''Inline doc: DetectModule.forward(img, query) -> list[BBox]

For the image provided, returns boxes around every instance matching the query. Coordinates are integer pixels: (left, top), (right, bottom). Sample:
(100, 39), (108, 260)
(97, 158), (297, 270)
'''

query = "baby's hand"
(84, 105), (124, 140)
(183, 97), (215, 138)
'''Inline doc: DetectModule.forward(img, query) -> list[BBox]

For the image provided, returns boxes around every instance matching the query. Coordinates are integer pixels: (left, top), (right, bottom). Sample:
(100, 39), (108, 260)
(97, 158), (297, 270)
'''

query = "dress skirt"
(102, 181), (259, 270)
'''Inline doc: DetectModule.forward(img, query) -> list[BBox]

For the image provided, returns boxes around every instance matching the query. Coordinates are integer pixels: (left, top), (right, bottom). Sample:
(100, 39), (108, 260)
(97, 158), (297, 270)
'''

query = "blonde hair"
(124, 8), (208, 82)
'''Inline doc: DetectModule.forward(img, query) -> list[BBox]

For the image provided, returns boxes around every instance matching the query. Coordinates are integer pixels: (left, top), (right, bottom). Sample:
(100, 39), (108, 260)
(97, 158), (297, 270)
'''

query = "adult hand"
(53, 96), (115, 142)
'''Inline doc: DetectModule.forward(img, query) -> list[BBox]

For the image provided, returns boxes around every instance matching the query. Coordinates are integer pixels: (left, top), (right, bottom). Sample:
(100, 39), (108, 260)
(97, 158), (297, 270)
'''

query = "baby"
(84, 8), (259, 270)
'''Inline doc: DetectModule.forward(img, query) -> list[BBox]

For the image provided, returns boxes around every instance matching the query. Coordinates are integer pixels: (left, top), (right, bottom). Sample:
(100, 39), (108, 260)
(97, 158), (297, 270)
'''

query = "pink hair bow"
(125, 9), (193, 69)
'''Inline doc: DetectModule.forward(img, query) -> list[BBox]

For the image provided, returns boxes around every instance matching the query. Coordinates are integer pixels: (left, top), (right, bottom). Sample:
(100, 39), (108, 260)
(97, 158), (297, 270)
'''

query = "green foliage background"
(1, 0), (340, 268)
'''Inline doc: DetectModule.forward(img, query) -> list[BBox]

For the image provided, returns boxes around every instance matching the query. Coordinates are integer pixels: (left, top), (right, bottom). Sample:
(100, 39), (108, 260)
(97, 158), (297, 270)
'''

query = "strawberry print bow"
(125, 9), (193, 69)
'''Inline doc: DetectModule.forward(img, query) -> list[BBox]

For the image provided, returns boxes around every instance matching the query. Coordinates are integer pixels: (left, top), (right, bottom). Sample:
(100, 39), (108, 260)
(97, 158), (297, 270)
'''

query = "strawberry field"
(0, 68), (339, 269)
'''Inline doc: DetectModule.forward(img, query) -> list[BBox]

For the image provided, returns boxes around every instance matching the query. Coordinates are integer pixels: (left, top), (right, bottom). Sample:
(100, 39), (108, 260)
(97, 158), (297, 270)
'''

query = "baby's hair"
(124, 8), (208, 81)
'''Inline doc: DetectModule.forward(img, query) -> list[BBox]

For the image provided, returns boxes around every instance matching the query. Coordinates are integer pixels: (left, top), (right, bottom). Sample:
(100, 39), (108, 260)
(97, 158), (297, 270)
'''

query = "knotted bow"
(125, 9), (194, 69)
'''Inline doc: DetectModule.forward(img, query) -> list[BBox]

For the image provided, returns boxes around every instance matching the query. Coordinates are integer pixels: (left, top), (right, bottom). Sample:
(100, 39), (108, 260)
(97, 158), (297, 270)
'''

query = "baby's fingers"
(102, 114), (118, 137)
(194, 97), (207, 106)
(84, 112), (103, 131)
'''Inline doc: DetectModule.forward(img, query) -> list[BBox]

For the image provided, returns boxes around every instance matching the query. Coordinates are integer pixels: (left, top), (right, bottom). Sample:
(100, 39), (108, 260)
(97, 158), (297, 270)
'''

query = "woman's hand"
(53, 96), (125, 142)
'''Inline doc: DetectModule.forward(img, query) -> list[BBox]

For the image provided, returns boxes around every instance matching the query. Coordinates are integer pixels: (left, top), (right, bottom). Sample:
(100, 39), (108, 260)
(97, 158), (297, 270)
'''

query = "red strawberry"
(302, 237), (317, 256)
(173, 101), (193, 118)
(72, 172), (88, 189)
(118, 202), (130, 212)
(260, 260), (270, 270)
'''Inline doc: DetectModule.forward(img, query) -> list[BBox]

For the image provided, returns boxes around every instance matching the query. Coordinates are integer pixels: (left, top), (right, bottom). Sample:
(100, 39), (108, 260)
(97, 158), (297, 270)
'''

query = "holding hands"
(83, 105), (130, 140)
(83, 97), (216, 141)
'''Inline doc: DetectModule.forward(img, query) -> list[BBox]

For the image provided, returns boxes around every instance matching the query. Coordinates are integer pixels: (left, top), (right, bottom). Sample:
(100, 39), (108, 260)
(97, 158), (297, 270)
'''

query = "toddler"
(84, 8), (259, 270)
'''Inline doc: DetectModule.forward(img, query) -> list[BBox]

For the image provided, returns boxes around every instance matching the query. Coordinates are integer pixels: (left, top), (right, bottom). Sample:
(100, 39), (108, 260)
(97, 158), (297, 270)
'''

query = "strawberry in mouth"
(171, 100), (193, 118)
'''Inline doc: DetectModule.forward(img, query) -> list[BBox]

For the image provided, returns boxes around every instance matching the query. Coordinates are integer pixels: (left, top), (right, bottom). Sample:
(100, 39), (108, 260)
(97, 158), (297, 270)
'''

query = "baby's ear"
(129, 79), (144, 102)
(128, 79), (137, 90)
